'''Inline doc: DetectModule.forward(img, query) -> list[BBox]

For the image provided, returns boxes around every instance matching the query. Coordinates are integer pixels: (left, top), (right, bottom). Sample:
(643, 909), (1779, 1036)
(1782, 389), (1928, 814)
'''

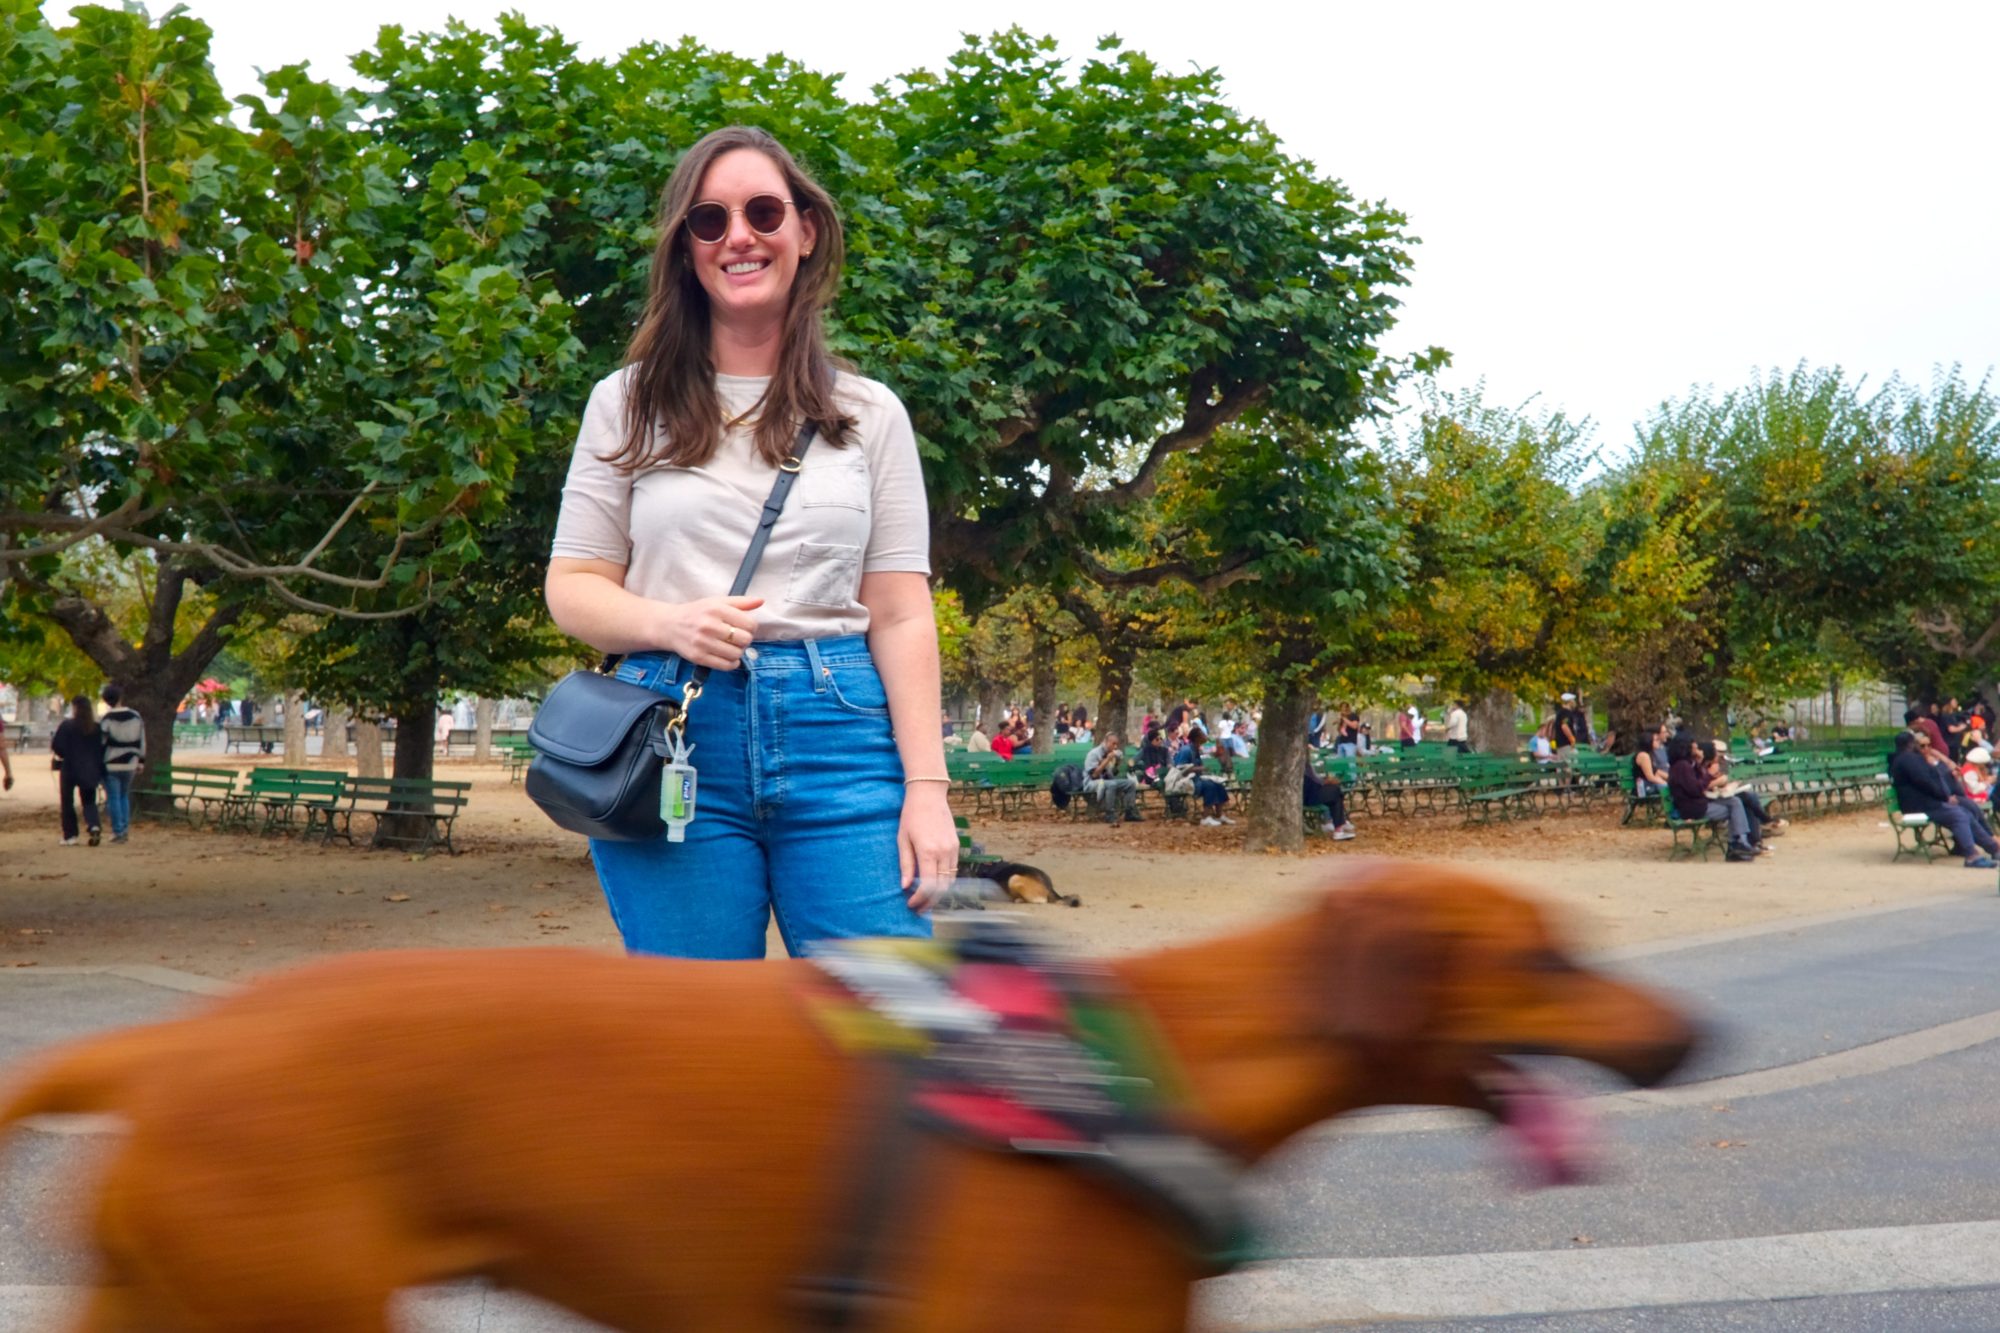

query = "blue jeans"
(102, 771), (134, 837)
(587, 638), (926, 959)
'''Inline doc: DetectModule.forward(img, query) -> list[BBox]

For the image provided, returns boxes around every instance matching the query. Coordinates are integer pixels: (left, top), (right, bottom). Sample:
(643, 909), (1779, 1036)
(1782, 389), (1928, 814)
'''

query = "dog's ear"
(1320, 884), (1446, 1044)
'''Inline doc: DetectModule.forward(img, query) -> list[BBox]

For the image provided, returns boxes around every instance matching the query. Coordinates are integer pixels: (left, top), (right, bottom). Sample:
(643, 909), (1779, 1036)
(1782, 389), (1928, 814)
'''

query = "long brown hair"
(69, 695), (97, 736)
(612, 126), (855, 471)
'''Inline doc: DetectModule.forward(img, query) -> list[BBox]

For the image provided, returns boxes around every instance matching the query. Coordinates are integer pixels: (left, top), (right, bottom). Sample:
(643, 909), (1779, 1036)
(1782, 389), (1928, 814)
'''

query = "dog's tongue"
(1488, 1064), (1600, 1188)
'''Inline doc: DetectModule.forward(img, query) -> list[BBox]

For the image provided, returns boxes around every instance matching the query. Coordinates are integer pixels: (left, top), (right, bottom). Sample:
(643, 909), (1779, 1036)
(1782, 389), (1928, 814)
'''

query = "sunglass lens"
(686, 203), (728, 243)
(745, 195), (788, 235)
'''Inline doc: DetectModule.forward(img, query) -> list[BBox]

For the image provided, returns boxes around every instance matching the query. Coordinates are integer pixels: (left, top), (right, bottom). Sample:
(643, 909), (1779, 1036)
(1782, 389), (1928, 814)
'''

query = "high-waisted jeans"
(587, 637), (927, 959)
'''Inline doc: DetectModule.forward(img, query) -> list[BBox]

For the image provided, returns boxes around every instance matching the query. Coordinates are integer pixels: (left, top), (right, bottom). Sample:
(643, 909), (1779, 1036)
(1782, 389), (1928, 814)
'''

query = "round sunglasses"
(684, 194), (795, 245)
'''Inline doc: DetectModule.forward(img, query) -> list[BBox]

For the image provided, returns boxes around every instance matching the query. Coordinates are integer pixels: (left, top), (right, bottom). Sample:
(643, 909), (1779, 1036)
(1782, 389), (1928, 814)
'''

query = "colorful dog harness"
(796, 919), (1252, 1327)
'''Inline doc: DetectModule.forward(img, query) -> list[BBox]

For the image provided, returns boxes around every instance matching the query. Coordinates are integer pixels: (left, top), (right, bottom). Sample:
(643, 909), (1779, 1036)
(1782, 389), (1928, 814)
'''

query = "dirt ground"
(0, 756), (1987, 981)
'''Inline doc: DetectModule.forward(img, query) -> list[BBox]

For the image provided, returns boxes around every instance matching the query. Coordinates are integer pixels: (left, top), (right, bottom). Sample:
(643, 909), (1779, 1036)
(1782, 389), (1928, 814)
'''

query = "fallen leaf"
(11, 961), (38, 968)
(384, 893), (411, 903)
(1571, 1234), (1594, 1246)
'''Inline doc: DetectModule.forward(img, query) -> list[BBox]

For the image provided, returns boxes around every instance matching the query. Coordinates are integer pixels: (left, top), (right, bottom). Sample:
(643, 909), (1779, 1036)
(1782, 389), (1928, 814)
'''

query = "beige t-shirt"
(551, 368), (931, 641)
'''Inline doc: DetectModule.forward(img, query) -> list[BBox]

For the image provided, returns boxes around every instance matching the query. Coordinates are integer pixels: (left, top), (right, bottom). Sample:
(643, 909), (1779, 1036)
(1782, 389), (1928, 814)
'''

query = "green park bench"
(135, 763), (239, 826)
(218, 768), (347, 837)
(1459, 769), (1544, 825)
(1662, 790), (1726, 862)
(495, 733), (537, 782)
(320, 775), (472, 854)
(1884, 787), (1949, 863)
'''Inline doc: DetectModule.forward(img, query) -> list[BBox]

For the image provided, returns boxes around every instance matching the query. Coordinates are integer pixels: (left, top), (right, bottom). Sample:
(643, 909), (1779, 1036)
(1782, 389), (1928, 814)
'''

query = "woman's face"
(687, 149), (817, 336)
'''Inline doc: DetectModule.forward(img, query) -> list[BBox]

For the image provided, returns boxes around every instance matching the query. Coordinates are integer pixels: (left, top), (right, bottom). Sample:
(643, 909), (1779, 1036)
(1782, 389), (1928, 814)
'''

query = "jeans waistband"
(620, 635), (874, 683)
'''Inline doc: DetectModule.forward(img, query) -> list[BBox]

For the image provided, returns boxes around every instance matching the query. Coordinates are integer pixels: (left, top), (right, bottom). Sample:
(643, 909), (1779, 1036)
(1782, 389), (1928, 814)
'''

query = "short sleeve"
(550, 374), (637, 565)
(859, 385), (932, 576)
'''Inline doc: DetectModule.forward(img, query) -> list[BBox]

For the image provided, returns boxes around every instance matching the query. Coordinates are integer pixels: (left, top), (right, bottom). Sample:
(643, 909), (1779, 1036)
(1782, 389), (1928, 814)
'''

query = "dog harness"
(796, 920), (1252, 1327)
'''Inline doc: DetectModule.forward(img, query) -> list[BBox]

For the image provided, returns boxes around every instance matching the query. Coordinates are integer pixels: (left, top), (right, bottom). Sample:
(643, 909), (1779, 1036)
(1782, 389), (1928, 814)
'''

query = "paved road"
(4, 889), (1998, 1331)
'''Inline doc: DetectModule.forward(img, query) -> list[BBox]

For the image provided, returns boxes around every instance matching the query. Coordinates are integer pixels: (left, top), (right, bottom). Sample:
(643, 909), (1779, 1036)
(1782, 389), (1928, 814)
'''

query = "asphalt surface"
(3, 888), (1999, 1332)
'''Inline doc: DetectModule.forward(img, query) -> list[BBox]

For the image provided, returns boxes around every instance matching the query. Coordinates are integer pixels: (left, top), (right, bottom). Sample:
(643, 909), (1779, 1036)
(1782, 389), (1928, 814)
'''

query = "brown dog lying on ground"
(2, 863), (1695, 1332)
(967, 859), (1079, 907)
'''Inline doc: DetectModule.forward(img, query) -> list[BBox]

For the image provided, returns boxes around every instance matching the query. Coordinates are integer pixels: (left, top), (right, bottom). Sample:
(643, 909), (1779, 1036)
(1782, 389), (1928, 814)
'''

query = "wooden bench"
(221, 724), (286, 754)
(321, 776), (472, 854)
(135, 764), (240, 825)
(218, 768), (347, 837)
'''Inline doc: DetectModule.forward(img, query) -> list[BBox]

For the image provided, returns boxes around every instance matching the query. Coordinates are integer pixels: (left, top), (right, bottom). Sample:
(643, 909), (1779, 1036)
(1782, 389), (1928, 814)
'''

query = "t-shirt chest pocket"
(799, 459), (870, 511)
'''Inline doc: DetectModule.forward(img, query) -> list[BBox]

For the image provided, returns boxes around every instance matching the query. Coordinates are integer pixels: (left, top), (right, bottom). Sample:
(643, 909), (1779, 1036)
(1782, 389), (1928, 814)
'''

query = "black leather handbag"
(524, 423), (815, 841)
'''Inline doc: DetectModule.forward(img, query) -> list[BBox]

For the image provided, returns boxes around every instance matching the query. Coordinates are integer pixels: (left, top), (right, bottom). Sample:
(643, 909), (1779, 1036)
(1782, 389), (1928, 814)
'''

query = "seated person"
(1305, 759), (1356, 840)
(1528, 721), (1556, 764)
(1083, 731), (1142, 825)
(1748, 722), (1775, 757)
(1172, 724), (1208, 768)
(1959, 746), (1993, 806)
(1632, 722), (1671, 797)
(990, 726), (1017, 761)
(1890, 729), (1997, 869)
(1136, 726), (1172, 783)
(1667, 735), (1761, 862)
(1702, 741), (1783, 837)
(1770, 720), (1793, 747)
(967, 723), (992, 753)
(1218, 728), (1252, 760)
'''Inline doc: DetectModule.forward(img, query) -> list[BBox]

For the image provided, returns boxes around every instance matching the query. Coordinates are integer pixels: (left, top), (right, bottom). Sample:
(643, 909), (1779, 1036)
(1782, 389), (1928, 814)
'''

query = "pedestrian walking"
(50, 695), (105, 846)
(98, 682), (146, 844)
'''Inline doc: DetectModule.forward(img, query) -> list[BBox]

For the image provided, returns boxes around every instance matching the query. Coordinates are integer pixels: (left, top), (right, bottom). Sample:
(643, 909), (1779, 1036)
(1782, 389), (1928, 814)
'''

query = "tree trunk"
(282, 690), (307, 766)
(35, 561), (244, 780)
(1096, 638), (1135, 744)
(474, 697), (496, 762)
(1468, 689), (1518, 755)
(1679, 674), (1729, 743)
(974, 682), (1006, 736)
(1029, 626), (1057, 756)
(320, 705), (350, 768)
(353, 719), (386, 779)
(380, 699), (438, 847)
(1241, 663), (1314, 853)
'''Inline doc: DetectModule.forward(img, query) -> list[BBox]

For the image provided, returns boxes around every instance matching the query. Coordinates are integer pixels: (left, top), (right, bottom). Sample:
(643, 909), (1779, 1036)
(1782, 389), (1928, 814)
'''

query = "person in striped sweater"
(98, 682), (146, 844)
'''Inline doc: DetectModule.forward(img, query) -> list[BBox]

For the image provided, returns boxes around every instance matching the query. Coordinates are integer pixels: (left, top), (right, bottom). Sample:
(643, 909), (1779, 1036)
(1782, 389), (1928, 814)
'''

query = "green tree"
(1142, 423), (1407, 850)
(1377, 387), (1711, 751)
(0, 4), (554, 769)
(842, 31), (1431, 605)
(1621, 365), (1998, 733)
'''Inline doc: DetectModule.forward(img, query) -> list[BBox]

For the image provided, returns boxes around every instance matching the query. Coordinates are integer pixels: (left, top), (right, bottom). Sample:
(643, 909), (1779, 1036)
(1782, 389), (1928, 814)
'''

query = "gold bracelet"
(903, 776), (952, 785)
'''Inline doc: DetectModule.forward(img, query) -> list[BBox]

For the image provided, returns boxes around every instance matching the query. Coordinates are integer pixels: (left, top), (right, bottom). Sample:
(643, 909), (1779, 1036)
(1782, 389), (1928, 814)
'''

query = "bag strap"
(600, 420), (819, 684)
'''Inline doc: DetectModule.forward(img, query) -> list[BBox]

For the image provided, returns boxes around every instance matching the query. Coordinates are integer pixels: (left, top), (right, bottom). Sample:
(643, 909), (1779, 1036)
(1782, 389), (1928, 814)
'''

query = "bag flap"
(528, 670), (667, 766)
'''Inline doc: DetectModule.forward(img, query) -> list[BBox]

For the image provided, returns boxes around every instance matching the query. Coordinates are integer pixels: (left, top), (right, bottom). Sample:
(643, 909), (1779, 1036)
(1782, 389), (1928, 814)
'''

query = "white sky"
(58, 0), (1999, 457)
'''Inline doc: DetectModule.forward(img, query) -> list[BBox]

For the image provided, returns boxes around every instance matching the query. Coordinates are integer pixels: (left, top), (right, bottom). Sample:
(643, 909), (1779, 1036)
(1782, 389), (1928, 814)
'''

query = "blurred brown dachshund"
(2, 863), (1694, 1332)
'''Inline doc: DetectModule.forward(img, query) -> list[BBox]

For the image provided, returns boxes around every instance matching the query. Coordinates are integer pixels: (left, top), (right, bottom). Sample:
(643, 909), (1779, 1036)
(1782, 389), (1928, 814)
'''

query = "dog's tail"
(0, 1023), (179, 1132)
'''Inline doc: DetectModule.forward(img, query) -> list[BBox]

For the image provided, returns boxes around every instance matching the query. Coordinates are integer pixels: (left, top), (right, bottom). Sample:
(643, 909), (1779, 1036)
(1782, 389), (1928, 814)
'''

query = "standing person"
(434, 707), (455, 758)
(1554, 692), (1583, 761)
(1399, 705), (1421, 749)
(0, 712), (13, 792)
(544, 126), (954, 959)
(98, 683), (145, 844)
(50, 695), (105, 847)
(1444, 699), (1470, 755)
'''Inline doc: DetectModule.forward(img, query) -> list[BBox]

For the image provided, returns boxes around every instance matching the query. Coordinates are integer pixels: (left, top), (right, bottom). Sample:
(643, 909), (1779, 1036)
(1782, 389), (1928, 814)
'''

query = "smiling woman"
(543, 126), (958, 961)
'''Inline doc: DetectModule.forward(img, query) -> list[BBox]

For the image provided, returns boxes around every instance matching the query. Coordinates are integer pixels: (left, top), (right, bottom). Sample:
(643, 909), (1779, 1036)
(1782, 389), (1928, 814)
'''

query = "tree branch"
(1074, 374), (1269, 513)
(1074, 547), (1261, 596)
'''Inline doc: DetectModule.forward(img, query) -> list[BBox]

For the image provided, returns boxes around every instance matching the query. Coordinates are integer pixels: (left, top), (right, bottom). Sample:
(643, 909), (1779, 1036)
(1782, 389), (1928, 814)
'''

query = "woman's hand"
(898, 783), (960, 912)
(656, 596), (763, 670)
